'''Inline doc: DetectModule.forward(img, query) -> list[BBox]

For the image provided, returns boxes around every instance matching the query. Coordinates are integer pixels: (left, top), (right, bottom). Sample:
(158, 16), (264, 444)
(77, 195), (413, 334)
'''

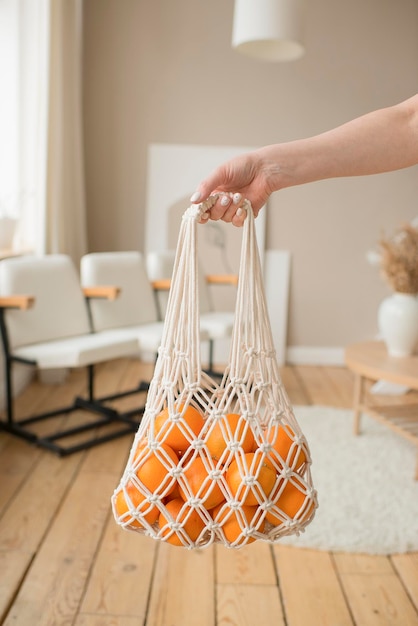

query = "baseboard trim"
(286, 346), (345, 366)
(139, 345), (347, 367)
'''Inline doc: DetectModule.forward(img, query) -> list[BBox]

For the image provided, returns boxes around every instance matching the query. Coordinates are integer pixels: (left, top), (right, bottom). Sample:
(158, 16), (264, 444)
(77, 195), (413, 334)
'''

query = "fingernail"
(233, 193), (242, 205)
(220, 195), (230, 206)
(236, 207), (244, 217)
(190, 191), (202, 203)
(201, 211), (209, 220)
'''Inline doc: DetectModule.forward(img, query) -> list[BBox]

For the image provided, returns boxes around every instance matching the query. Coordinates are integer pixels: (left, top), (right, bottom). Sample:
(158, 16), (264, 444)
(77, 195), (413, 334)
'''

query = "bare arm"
(192, 94), (418, 225)
(275, 93), (418, 185)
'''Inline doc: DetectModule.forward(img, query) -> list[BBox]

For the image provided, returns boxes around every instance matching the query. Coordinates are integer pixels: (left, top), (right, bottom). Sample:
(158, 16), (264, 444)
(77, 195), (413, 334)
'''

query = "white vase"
(378, 292), (418, 357)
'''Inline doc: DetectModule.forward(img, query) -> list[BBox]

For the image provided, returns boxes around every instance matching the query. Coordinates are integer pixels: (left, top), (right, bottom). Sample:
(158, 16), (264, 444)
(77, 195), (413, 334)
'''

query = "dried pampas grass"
(379, 223), (418, 294)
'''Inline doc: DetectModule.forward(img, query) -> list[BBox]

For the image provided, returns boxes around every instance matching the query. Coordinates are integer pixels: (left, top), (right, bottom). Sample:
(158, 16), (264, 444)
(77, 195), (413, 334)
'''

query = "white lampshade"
(232, 0), (305, 62)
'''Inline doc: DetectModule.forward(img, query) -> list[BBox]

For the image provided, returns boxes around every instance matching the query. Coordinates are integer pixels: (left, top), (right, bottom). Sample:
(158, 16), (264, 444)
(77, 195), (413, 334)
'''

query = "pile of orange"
(113, 404), (314, 547)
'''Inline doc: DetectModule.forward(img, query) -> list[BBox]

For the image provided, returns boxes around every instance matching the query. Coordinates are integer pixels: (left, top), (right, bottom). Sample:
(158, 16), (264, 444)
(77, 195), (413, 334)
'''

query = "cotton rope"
(112, 197), (317, 549)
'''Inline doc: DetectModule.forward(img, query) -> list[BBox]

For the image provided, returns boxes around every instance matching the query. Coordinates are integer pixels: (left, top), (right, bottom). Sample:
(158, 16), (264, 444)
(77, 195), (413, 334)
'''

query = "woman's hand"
(190, 150), (278, 226)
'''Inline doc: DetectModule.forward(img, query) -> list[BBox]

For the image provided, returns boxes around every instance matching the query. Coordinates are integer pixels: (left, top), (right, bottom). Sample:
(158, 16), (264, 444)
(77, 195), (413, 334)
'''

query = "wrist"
(255, 144), (295, 192)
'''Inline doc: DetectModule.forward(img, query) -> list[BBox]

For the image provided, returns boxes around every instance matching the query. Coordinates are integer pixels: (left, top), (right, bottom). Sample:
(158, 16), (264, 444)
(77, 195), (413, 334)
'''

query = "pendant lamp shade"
(232, 0), (305, 62)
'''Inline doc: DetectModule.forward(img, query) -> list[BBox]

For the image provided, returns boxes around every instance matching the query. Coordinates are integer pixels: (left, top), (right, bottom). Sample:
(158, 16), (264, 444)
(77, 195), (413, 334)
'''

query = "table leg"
(353, 373), (364, 435)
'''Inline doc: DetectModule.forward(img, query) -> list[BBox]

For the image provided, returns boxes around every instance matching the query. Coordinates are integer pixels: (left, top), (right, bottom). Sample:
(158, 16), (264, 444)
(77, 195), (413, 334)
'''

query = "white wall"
(83, 0), (418, 362)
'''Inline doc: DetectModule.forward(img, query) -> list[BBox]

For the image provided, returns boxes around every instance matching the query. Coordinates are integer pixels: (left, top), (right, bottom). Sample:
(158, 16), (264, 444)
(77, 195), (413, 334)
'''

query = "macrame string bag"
(112, 197), (317, 548)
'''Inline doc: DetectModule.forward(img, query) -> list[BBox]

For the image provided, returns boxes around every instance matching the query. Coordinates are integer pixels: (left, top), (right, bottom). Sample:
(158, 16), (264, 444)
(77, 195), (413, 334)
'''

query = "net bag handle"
(146, 195), (300, 434)
(152, 195), (278, 379)
(209, 198), (302, 436)
(142, 198), (219, 421)
(230, 198), (276, 378)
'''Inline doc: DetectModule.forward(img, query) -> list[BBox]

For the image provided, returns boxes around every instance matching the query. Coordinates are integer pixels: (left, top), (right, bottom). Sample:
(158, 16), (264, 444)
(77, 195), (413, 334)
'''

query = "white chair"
(80, 251), (167, 397)
(146, 250), (236, 377)
(0, 254), (140, 455)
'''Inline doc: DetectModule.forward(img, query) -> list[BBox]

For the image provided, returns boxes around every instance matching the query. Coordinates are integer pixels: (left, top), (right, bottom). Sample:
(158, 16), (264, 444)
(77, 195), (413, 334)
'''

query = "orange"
(267, 425), (306, 470)
(158, 498), (205, 546)
(226, 452), (276, 506)
(212, 503), (264, 545)
(154, 404), (205, 453)
(135, 443), (179, 496)
(113, 481), (159, 527)
(266, 477), (312, 525)
(131, 437), (148, 461)
(179, 457), (225, 510)
(205, 413), (255, 461)
(167, 482), (182, 501)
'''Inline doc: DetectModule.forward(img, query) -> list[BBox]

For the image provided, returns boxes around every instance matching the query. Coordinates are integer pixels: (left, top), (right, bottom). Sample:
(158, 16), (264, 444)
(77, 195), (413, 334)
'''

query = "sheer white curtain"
(0, 0), (87, 408)
(0, 0), (49, 251)
(0, 0), (87, 264)
(46, 0), (87, 262)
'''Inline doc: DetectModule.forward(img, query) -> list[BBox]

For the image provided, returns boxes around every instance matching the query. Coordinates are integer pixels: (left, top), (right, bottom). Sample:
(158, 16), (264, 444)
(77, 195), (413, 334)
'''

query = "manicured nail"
(220, 195), (230, 206)
(236, 207), (244, 217)
(201, 211), (210, 220)
(190, 191), (202, 203)
(233, 193), (242, 205)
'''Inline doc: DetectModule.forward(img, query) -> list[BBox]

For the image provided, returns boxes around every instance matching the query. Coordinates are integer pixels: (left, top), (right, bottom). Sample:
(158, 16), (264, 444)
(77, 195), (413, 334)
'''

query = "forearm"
(193, 94), (418, 222)
(260, 94), (418, 191)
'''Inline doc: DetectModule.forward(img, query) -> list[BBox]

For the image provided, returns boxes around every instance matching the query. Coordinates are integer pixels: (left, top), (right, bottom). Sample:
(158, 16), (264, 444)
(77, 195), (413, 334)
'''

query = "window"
(0, 0), (49, 252)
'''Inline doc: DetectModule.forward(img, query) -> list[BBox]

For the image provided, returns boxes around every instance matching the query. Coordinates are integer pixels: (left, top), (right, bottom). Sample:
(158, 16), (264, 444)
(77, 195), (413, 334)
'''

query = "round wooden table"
(345, 341), (418, 479)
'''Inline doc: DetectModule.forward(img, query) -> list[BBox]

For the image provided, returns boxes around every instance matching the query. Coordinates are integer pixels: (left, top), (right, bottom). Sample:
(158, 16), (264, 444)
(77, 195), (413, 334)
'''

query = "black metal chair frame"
(0, 304), (148, 456)
(83, 291), (155, 404)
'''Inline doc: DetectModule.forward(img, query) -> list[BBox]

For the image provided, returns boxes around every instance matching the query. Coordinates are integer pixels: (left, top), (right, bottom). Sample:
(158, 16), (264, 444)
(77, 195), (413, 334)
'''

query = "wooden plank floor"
(1, 359), (418, 626)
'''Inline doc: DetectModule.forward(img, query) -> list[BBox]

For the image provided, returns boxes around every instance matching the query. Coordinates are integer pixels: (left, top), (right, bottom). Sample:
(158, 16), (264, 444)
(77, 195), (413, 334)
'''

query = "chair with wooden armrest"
(82, 285), (121, 301)
(0, 254), (140, 456)
(146, 250), (236, 378)
(80, 251), (171, 401)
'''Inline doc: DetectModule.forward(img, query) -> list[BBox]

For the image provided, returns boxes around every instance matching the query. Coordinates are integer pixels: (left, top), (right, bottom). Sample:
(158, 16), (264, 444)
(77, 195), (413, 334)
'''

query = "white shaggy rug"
(279, 405), (418, 555)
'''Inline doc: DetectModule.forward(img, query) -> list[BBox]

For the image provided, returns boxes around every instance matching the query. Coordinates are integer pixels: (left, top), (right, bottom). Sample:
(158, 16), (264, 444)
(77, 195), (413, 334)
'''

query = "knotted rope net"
(112, 197), (317, 548)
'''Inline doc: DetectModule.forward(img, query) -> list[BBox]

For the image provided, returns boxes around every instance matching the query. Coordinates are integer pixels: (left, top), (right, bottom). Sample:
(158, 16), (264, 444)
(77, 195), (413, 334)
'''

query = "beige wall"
(83, 0), (418, 358)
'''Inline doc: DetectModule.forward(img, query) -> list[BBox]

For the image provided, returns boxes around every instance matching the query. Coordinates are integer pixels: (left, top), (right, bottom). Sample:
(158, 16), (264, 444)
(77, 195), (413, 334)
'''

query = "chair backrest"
(146, 250), (212, 317)
(0, 254), (91, 350)
(80, 251), (159, 331)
